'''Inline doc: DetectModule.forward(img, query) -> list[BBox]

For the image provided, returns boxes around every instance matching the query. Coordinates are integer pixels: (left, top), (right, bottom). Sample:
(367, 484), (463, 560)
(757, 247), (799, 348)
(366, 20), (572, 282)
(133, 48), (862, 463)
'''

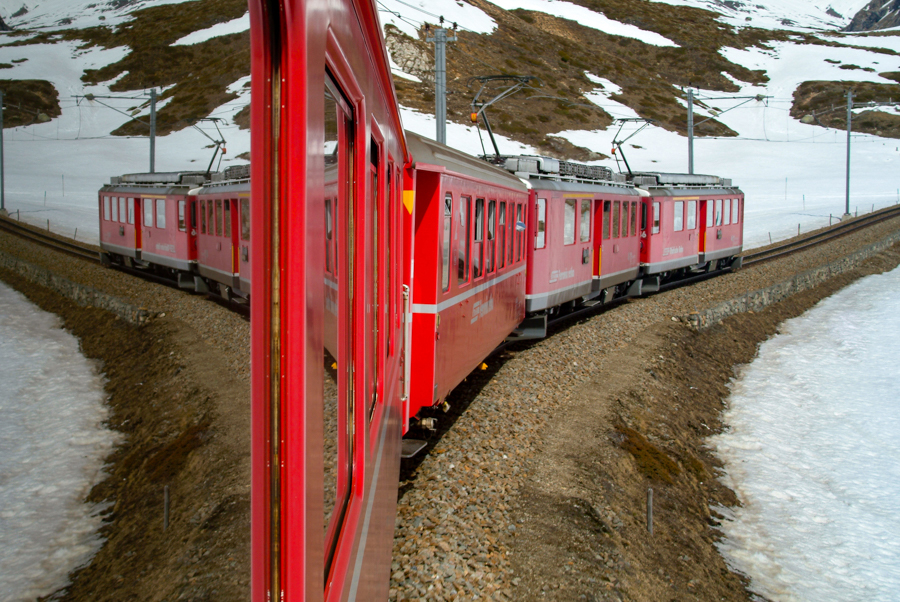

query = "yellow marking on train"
(672, 196), (700, 201)
(141, 194), (167, 199)
(403, 190), (415, 214)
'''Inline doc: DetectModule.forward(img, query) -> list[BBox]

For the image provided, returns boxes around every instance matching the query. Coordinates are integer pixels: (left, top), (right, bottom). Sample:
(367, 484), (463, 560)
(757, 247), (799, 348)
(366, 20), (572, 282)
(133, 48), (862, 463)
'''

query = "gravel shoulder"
(0, 214), (898, 601)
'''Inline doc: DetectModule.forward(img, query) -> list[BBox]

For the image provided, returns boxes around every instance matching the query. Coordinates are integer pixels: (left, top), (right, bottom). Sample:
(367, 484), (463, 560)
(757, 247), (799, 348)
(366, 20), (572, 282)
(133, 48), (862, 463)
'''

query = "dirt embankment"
(510, 243), (900, 602)
(0, 266), (251, 602)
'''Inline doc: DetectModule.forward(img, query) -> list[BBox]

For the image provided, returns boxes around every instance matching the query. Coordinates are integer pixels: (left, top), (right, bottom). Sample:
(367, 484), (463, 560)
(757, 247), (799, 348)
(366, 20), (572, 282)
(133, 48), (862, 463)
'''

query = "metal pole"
(435, 28), (446, 145)
(0, 88), (4, 212)
(844, 89), (852, 219)
(150, 88), (157, 173)
(687, 88), (694, 175)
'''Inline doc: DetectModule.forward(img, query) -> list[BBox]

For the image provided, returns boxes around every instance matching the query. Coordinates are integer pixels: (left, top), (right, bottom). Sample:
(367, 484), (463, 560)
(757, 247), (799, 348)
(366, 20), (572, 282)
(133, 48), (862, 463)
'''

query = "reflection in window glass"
(498, 201), (506, 269)
(580, 199), (591, 242)
(631, 201), (637, 236)
(536, 199), (546, 249)
(707, 201), (714, 227)
(178, 200), (186, 231)
(612, 201), (620, 238)
(200, 200), (207, 234)
(156, 199), (166, 229)
(687, 201), (696, 230)
(241, 198), (251, 241)
(215, 199), (223, 236)
(128, 199), (135, 225)
(224, 199), (232, 237)
(442, 194), (452, 291)
(723, 198), (731, 225)
(715, 199), (722, 226)
(473, 198), (484, 279)
(144, 198), (153, 228)
(458, 197), (470, 284)
(652, 202), (660, 234)
(732, 198), (740, 223)
(564, 199), (576, 245)
(516, 204), (524, 261)
(119, 198), (127, 223)
(603, 201), (610, 240)
(621, 201), (629, 238)
(674, 201), (684, 231)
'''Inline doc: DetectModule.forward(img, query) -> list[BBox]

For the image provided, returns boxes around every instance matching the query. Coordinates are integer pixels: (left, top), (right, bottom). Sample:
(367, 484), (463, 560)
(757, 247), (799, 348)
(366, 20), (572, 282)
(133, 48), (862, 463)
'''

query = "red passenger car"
(405, 132), (529, 427)
(699, 191), (744, 269)
(248, 0), (409, 599)
(99, 172), (204, 287)
(194, 165), (251, 299)
(635, 173), (743, 291)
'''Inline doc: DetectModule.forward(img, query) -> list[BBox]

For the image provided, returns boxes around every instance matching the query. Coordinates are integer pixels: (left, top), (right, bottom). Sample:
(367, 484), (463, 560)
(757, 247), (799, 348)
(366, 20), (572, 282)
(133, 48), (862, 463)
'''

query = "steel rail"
(0, 216), (101, 263)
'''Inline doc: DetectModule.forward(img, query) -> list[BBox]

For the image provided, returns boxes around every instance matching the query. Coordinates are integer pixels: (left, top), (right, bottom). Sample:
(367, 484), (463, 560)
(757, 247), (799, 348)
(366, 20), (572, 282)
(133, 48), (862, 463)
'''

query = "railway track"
(0, 216), (101, 263)
(0, 215), (250, 319)
(742, 204), (900, 266)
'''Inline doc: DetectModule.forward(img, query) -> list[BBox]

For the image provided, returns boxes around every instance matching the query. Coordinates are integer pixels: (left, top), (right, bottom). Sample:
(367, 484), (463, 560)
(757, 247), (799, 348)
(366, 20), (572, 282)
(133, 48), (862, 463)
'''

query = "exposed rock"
(844, 0), (900, 32)
(384, 25), (433, 84)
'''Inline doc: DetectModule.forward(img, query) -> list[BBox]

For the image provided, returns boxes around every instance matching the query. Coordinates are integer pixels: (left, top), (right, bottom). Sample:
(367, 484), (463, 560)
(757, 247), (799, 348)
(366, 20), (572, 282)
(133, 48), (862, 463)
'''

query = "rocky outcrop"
(844, 0), (900, 32)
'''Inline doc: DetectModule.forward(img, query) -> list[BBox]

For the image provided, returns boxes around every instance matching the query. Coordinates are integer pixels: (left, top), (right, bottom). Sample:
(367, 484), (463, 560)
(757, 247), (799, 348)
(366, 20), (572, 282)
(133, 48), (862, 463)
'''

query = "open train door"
(248, 0), (409, 600)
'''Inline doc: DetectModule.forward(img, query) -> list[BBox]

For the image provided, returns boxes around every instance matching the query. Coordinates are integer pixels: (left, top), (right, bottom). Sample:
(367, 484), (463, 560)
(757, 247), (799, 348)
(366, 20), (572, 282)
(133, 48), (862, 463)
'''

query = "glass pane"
(156, 199), (166, 229)
(723, 198), (731, 225)
(603, 201), (610, 240)
(473, 198), (483, 279)
(564, 199), (576, 245)
(687, 201), (696, 230)
(458, 197), (469, 284)
(241, 198), (251, 241)
(178, 201), (186, 231)
(612, 201), (620, 238)
(442, 193), (452, 292)
(732, 199), (739, 223)
(631, 201), (637, 236)
(128, 199), (135, 225)
(621, 201), (628, 238)
(652, 202), (660, 234)
(119, 198), (126, 223)
(201, 200), (207, 234)
(111, 196), (118, 222)
(674, 201), (684, 232)
(580, 199), (590, 242)
(144, 199), (153, 228)
(486, 200), (495, 273)
(498, 201), (506, 269)
(707, 202), (714, 227)
(715, 200), (722, 226)
(215, 199), (223, 236)
(104, 197), (110, 221)
(536, 199), (546, 249)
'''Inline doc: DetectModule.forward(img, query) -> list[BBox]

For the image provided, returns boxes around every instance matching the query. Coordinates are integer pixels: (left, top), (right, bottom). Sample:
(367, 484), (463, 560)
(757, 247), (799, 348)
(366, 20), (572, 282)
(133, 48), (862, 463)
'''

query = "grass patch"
(792, 80), (900, 138)
(616, 423), (681, 484)
(0, 79), (61, 127)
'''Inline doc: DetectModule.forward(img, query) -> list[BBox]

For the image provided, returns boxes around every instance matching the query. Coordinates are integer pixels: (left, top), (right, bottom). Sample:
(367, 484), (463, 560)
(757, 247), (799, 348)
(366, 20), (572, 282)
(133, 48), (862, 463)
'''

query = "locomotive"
(98, 0), (744, 597)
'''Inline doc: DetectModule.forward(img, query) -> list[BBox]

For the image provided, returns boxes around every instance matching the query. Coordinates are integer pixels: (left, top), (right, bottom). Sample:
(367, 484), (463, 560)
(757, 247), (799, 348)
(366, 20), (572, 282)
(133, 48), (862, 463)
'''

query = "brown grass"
(0, 79), (61, 127)
(792, 80), (900, 138)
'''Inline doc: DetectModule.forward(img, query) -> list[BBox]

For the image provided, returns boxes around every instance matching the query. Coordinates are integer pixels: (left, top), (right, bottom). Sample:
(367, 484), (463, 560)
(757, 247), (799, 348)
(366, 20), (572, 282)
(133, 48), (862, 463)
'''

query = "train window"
(128, 199), (135, 225)
(208, 200), (215, 236)
(442, 193), (452, 292)
(458, 196), (470, 285)
(517, 203), (525, 261)
(368, 136), (382, 424)
(103, 196), (110, 221)
(687, 201), (697, 230)
(508, 203), (515, 265)
(535, 198), (546, 249)
(621, 201), (629, 238)
(641, 202), (647, 231)
(732, 198), (740, 223)
(111, 196), (118, 223)
(707, 201), (714, 227)
(156, 199), (166, 229)
(498, 201), (506, 269)
(674, 201), (684, 232)
(224, 200), (232, 237)
(612, 201), (620, 238)
(486, 200), (495, 274)
(215, 199), (223, 236)
(722, 198), (731, 225)
(564, 199), (576, 245)
(580, 199), (591, 242)
(631, 201), (638, 236)
(190, 201), (197, 230)
(143, 198), (153, 228)
(178, 200), (187, 232)
(715, 199), (722, 226)
(652, 202), (660, 234)
(603, 201), (610, 239)
(473, 198), (484, 279)
(118, 198), (126, 223)
(200, 200), (207, 234)
(241, 199), (250, 240)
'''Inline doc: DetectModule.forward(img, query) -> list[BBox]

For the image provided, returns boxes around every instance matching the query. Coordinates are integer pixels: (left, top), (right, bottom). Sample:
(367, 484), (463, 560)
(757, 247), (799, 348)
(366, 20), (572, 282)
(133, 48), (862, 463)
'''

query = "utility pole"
(687, 88), (694, 174)
(844, 89), (853, 220)
(0, 89), (5, 213)
(426, 19), (456, 145)
(149, 88), (157, 173)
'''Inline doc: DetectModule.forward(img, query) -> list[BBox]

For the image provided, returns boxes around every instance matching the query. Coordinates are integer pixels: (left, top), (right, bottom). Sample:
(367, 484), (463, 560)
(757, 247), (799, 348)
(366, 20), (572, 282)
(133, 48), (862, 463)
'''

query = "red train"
(98, 0), (744, 597)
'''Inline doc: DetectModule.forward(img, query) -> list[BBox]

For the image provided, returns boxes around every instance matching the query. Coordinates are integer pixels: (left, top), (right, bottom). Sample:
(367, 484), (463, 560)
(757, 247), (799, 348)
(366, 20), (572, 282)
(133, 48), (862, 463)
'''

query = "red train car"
(99, 172), (205, 289)
(194, 165), (252, 300)
(699, 193), (744, 269)
(405, 132), (529, 428)
(634, 173), (743, 292)
(248, 0), (409, 599)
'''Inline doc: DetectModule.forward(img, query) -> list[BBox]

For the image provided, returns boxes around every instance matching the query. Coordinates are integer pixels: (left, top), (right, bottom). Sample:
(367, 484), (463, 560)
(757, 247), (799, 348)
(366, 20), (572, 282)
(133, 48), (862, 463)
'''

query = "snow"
(0, 282), (118, 601)
(711, 264), (900, 601)
(0, 0), (198, 31)
(649, 0), (872, 31)
(172, 12), (249, 46)
(377, 0), (496, 39)
(488, 0), (678, 47)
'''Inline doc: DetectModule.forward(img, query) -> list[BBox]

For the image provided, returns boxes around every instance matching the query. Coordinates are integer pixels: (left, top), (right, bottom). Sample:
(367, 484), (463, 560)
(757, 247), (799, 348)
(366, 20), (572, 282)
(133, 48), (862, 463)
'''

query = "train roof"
(406, 130), (528, 192)
(525, 177), (642, 196)
(629, 171), (738, 190)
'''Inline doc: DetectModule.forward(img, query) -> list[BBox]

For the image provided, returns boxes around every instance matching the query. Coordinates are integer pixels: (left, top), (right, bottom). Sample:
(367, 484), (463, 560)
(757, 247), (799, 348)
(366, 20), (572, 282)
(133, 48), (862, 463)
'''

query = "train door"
(132, 197), (142, 252)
